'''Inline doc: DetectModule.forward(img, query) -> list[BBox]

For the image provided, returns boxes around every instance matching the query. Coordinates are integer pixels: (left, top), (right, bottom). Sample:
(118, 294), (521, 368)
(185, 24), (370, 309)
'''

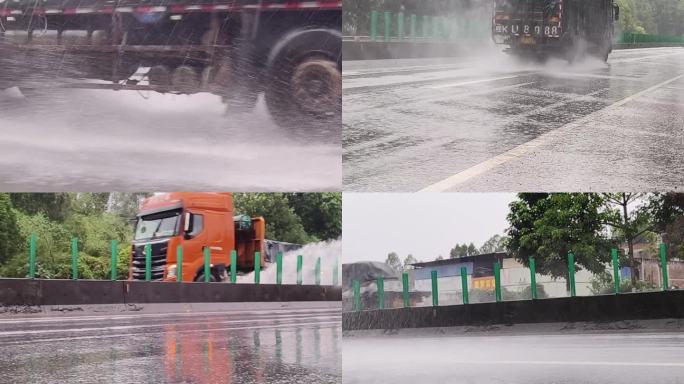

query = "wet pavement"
(343, 330), (684, 384)
(343, 47), (684, 192)
(0, 303), (341, 383)
(0, 87), (341, 192)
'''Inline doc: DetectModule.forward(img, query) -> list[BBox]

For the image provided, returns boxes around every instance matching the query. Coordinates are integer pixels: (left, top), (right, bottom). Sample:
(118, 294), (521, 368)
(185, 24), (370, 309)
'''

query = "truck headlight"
(167, 264), (177, 278)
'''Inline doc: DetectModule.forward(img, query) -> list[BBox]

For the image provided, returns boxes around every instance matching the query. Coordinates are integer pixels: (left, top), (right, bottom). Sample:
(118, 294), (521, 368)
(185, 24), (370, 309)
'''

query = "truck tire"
(171, 65), (200, 91)
(264, 28), (341, 140)
(266, 56), (340, 140)
(148, 65), (171, 86)
(194, 270), (220, 283)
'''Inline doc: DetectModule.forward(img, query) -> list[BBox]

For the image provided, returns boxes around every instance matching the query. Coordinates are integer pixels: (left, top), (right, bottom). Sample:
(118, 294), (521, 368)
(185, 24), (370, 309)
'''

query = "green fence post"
(402, 272), (410, 308)
(332, 258), (339, 286)
(422, 15), (429, 38)
(29, 234), (37, 279)
(230, 250), (237, 283)
(203, 247), (211, 283)
(377, 277), (385, 309)
(296, 255), (303, 285)
(384, 11), (391, 40)
(431, 270), (439, 306)
(432, 16), (439, 39)
(370, 10), (378, 41)
(568, 252), (576, 297)
(276, 252), (283, 285)
(494, 261), (502, 302)
(110, 240), (118, 281)
(144, 243), (151, 281)
(315, 257), (321, 286)
(410, 14), (417, 39)
(612, 248), (620, 294)
(254, 251), (261, 284)
(660, 243), (669, 291)
(71, 237), (79, 280)
(176, 245), (183, 283)
(397, 12), (404, 39)
(353, 280), (361, 312)
(529, 257), (537, 300)
(460, 267), (469, 305)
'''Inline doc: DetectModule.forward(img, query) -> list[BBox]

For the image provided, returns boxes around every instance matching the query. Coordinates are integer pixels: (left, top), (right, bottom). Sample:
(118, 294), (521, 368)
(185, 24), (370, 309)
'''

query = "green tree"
(602, 193), (654, 286)
(286, 193), (342, 241)
(479, 234), (508, 254)
(506, 193), (614, 285)
(72, 193), (110, 216)
(450, 242), (479, 258)
(648, 192), (684, 259)
(10, 193), (72, 222)
(403, 254), (417, 269)
(386, 251), (402, 272)
(234, 193), (311, 244)
(0, 194), (22, 264)
(108, 192), (152, 220)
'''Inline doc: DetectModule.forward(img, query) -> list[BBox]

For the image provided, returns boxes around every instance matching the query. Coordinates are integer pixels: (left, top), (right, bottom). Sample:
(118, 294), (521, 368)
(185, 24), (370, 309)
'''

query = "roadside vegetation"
(0, 193), (341, 279)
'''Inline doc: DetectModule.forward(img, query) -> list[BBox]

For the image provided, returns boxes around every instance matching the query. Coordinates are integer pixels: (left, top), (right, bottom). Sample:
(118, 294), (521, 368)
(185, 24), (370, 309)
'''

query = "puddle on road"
(0, 323), (341, 384)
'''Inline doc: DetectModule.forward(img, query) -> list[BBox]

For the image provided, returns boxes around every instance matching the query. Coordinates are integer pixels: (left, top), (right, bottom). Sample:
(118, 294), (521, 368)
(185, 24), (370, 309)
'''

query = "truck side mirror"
(614, 4), (620, 21)
(184, 212), (193, 234)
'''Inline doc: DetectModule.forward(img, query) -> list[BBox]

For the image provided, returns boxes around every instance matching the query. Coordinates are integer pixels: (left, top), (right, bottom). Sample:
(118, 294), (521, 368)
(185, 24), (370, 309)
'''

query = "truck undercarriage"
(0, 1), (342, 135)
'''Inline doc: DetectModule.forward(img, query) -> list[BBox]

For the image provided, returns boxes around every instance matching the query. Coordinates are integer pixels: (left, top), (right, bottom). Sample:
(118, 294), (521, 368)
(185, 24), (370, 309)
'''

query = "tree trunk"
(628, 239), (637, 288)
(621, 194), (637, 288)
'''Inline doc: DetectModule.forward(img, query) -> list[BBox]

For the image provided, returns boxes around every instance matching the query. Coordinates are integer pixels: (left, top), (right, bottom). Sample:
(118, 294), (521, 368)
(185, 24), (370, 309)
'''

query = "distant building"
(409, 253), (598, 304)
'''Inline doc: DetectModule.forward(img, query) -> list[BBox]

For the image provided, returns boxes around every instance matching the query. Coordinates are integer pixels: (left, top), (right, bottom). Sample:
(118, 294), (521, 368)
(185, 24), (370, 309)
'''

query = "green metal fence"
(352, 15), (684, 45)
(619, 32), (684, 44)
(351, 244), (674, 312)
(359, 9), (489, 41)
(12, 234), (339, 286)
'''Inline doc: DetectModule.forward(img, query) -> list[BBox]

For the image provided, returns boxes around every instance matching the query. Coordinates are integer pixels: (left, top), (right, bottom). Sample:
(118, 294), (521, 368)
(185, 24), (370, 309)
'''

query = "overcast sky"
(343, 193), (516, 264)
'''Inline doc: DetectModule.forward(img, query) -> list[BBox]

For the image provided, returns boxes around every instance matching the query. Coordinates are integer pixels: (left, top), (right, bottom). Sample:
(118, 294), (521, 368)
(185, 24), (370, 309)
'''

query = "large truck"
(130, 192), (271, 282)
(491, 0), (619, 61)
(0, 0), (341, 133)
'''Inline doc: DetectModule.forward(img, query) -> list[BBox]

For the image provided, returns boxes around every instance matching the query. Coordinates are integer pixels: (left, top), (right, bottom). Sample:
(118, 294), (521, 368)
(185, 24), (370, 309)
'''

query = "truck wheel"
(265, 57), (341, 140)
(148, 65), (171, 86)
(171, 65), (200, 91)
(194, 271), (219, 283)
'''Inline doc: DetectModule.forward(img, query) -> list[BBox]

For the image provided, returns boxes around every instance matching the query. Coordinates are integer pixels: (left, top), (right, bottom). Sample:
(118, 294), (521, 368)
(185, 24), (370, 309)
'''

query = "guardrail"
(343, 290), (684, 330)
(18, 233), (339, 286)
(346, 10), (489, 42)
(347, 10), (684, 45)
(350, 245), (672, 313)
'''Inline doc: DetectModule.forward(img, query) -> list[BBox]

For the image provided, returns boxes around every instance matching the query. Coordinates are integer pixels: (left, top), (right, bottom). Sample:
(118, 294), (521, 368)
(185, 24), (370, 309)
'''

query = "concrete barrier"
(342, 290), (684, 330)
(0, 278), (341, 306)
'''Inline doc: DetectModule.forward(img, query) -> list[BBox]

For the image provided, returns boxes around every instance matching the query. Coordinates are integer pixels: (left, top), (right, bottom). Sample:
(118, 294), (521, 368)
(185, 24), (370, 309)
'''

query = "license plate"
(520, 36), (536, 45)
(494, 23), (561, 37)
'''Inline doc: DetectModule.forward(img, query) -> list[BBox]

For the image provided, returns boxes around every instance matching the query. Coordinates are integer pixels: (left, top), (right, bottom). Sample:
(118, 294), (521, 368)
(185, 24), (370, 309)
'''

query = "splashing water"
(238, 238), (341, 285)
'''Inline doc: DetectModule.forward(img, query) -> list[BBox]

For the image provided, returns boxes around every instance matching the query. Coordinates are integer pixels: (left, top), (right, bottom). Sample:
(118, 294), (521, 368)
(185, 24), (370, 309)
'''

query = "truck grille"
(131, 240), (168, 281)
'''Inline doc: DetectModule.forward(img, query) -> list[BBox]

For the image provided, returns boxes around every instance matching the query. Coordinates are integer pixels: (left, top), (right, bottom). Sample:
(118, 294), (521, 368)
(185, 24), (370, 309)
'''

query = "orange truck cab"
(130, 192), (265, 282)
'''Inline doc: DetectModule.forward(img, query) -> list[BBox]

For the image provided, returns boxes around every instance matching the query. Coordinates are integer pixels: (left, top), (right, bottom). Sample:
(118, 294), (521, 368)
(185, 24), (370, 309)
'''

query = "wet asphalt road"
(343, 47), (684, 192)
(0, 304), (341, 384)
(0, 87), (341, 192)
(343, 331), (684, 384)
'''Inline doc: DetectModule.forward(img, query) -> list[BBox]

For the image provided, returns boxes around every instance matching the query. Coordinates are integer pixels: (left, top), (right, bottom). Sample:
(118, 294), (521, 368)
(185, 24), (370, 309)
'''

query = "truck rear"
(492, 0), (619, 61)
(0, 0), (341, 135)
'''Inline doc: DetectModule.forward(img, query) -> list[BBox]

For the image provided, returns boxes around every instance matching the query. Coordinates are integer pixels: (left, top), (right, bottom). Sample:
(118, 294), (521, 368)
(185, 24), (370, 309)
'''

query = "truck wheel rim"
(291, 59), (341, 117)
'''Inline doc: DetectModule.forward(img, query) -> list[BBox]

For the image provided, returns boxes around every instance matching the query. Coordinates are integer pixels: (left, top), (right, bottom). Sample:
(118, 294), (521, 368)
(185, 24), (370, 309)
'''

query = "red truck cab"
(130, 192), (265, 282)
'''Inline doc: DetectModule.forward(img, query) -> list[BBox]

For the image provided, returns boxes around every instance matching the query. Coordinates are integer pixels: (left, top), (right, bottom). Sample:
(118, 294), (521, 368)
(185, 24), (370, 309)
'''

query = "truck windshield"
(135, 210), (181, 241)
